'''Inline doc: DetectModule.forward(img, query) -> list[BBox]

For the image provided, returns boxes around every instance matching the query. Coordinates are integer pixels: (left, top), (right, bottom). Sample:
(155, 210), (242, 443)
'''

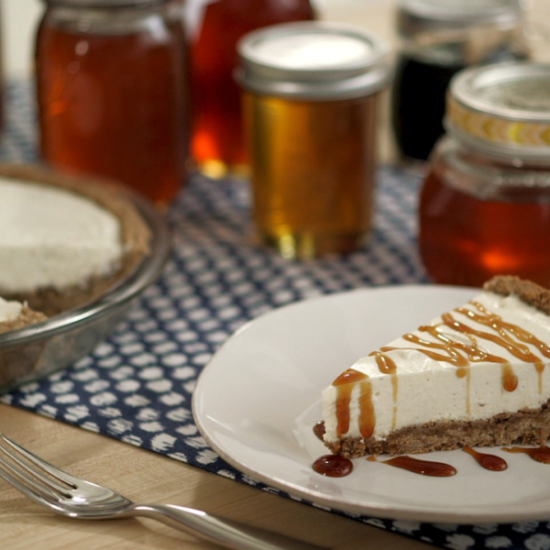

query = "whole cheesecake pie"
(0, 164), (151, 319)
(322, 276), (550, 457)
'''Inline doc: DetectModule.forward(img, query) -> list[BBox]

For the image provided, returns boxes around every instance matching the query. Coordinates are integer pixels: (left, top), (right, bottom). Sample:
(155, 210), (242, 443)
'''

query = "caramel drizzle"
(460, 301), (550, 392)
(332, 300), (550, 439)
(332, 369), (374, 438)
(370, 351), (398, 430)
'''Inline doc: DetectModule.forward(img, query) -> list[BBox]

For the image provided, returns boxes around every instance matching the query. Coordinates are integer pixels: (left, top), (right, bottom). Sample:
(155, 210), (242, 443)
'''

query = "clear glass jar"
(391, 0), (529, 167)
(419, 62), (550, 287)
(187, 0), (316, 179)
(35, 0), (191, 208)
(238, 22), (391, 259)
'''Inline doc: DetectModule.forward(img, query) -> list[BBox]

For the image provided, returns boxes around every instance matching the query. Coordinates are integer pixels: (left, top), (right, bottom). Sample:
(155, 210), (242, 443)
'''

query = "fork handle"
(129, 504), (328, 550)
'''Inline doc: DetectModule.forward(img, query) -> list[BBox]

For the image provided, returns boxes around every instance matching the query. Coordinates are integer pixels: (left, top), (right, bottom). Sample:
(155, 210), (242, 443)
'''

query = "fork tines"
(0, 433), (76, 503)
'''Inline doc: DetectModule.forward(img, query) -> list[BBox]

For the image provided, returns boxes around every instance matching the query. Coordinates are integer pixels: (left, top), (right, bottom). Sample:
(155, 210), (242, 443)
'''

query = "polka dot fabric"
(2, 81), (550, 550)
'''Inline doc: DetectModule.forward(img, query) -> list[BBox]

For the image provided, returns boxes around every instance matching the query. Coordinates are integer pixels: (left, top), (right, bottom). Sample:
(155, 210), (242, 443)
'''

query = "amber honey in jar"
(419, 62), (550, 287)
(187, 0), (316, 179)
(237, 22), (391, 259)
(35, 0), (191, 208)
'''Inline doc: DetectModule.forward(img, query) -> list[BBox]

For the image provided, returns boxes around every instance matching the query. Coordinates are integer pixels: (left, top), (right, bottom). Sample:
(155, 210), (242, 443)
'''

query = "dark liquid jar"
(35, 0), (191, 208)
(391, 0), (528, 167)
(419, 62), (550, 288)
(187, 0), (316, 179)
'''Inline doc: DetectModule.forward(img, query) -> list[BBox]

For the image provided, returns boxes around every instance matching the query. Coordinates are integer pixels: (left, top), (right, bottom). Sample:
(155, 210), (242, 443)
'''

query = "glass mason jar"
(237, 22), (391, 259)
(391, 0), (529, 168)
(35, 0), (191, 208)
(419, 62), (550, 288)
(187, 0), (316, 179)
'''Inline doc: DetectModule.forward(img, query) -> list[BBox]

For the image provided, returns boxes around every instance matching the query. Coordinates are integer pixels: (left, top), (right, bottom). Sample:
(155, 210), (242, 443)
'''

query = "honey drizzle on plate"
(462, 446), (507, 471)
(332, 300), (550, 440)
(502, 444), (550, 464)
(311, 423), (550, 478)
(368, 455), (457, 477)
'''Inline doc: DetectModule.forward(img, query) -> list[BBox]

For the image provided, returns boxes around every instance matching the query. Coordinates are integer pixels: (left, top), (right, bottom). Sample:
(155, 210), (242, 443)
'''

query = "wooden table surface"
(2, 2), (549, 549)
(0, 404), (432, 550)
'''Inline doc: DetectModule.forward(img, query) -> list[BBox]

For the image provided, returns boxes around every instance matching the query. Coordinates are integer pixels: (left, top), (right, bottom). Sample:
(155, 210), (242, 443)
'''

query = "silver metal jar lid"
(237, 22), (391, 101)
(397, 0), (523, 37)
(446, 62), (550, 161)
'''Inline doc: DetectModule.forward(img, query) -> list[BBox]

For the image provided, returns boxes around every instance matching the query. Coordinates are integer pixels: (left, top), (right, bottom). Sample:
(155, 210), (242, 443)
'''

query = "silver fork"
(0, 432), (328, 550)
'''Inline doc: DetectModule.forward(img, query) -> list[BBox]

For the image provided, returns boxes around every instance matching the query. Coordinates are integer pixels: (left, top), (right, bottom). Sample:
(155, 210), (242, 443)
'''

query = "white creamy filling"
(0, 296), (23, 322)
(0, 178), (123, 293)
(322, 292), (550, 443)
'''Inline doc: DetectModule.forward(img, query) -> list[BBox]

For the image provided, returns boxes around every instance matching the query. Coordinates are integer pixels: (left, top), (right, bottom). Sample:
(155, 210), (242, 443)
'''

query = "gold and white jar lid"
(446, 62), (550, 161)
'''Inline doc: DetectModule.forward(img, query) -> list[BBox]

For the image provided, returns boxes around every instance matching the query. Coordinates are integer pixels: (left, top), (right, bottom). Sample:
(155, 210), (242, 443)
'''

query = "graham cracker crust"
(326, 401), (550, 458)
(0, 305), (48, 334)
(0, 164), (152, 317)
(484, 275), (550, 315)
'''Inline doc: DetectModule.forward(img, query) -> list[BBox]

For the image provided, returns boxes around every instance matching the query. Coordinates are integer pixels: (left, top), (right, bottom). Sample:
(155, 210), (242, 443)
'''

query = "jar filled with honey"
(35, 0), (191, 208)
(238, 22), (391, 259)
(419, 62), (550, 287)
(187, 0), (316, 179)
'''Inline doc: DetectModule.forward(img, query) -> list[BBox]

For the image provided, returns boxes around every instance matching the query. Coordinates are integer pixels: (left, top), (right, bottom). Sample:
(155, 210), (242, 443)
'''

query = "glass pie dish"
(0, 189), (171, 393)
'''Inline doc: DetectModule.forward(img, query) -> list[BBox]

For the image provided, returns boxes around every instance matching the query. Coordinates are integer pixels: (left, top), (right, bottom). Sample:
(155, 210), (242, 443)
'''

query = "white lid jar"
(236, 22), (391, 259)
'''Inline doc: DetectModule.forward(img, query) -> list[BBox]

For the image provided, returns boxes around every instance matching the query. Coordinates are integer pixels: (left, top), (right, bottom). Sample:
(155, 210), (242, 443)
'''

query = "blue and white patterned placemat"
(1, 80), (550, 550)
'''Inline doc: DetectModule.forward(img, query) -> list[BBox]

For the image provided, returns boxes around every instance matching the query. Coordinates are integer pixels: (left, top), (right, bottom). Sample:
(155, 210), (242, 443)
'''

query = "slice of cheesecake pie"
(0, 164), (151, 317)
(322, 276), (550, 457)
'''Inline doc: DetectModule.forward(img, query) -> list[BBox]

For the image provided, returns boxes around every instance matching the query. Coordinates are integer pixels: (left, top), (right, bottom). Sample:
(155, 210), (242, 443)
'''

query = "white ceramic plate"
(193, 285), (550, 524)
